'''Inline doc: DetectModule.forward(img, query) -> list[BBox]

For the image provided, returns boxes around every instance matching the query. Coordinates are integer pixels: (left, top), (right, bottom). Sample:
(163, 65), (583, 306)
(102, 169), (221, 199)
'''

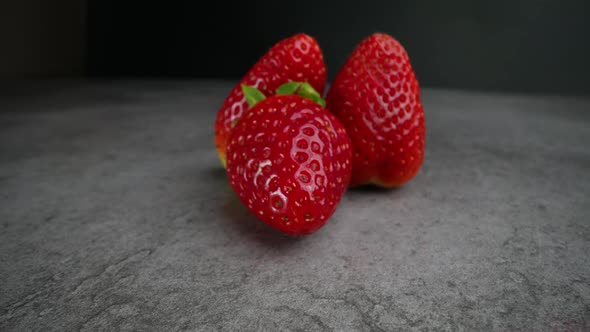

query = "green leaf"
(274, 81), (327, 107)
(298, 82), (326, 107)
(276, 82), (302, 95)
(241, 84), (266, 107)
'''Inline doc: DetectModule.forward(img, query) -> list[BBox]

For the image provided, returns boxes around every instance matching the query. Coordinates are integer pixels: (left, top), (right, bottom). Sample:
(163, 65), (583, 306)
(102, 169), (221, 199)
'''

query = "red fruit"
(326, 33), (425, 187)
(215, 33), (327, 167)
(226, 92), (351, 236)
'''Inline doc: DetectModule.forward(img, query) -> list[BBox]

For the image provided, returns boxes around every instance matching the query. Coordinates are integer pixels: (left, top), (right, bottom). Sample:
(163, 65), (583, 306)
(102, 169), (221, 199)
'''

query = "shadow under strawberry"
(203, 166), (227, 181)
(220, 195), (303, 249)
(347, 184), (404, 193)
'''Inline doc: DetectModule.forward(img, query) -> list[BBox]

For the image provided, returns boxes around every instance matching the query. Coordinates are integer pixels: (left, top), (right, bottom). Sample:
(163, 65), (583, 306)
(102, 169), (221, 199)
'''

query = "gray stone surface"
(0, 80), (589, 331)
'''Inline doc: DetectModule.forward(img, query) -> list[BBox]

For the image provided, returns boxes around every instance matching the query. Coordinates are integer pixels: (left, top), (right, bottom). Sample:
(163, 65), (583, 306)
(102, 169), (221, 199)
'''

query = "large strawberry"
(226, 83), (351, 235)
(215, 33), (327, 168)
(326, 33), (425, 187)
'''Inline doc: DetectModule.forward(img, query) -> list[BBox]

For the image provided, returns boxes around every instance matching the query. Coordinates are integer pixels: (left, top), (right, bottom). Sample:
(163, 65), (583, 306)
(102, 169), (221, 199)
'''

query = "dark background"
(2, 0), (589, 95)
(86, 0), (590, 95)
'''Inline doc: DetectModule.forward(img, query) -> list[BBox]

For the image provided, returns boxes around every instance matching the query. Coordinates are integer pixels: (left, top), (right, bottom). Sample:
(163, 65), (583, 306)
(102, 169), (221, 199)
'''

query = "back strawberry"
(326, 33), (425, 187)
(215, 34), (327, 167)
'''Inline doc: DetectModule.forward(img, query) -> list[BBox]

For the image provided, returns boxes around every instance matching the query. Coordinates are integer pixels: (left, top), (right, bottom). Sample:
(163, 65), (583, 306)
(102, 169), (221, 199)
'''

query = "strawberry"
(226, 83), (351, 235)
(326, 33), (425, 187)
(215, 33), (327, 168)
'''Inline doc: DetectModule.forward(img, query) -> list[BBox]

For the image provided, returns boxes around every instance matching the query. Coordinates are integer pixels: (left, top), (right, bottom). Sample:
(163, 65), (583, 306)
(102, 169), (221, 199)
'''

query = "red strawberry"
(326, 33), (425, 187)
(226, 83), (351, 235)
(215, 33), (327, 168)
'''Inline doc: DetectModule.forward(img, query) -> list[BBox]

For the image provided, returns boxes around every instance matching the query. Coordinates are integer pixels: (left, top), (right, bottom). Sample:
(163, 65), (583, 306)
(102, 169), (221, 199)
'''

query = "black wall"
(87, 0), (590, 95)
(0, 0), (85, 77)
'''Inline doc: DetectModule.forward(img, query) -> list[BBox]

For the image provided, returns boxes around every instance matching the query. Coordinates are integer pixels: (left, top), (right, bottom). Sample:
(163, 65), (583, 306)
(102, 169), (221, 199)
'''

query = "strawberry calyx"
(241, 84), (267, 107)
(241, 81), (326, 108)
(277, 82), (326, 107)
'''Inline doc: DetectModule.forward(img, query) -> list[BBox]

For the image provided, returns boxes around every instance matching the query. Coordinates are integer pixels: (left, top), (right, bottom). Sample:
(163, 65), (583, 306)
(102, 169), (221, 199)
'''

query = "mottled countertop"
(1, 81), (589, 331)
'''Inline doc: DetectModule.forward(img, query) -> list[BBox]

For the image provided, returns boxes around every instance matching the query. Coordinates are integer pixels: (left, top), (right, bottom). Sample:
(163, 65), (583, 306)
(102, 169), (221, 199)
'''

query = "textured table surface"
(1, 81), (589, 331)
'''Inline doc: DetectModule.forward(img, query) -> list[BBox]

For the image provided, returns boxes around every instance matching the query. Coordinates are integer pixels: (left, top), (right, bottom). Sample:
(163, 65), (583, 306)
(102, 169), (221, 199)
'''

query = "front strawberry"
(226, 83), (351, 235)
(215, 33), (327, 168)
(326, 33), (425, 187)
